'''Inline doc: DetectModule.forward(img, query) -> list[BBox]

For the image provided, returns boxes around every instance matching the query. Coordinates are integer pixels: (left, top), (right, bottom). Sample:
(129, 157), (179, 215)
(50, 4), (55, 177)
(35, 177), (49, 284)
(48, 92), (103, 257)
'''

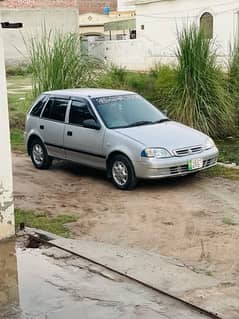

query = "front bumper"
(134, 147), (218, 179)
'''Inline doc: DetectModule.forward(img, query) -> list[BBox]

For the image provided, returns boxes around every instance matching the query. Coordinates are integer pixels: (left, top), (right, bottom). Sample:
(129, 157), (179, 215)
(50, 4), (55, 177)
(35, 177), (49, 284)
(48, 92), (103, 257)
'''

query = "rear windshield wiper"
(127, 120), (154, 128)
(153, 118), (170, 124)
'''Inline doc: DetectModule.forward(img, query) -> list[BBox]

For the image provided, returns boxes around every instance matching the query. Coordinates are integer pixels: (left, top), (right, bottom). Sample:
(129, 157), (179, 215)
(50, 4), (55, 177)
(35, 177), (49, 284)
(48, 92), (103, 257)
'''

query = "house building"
(89, 0), (239, 70)
(136, 0), (239, 65)
(79, 10), (135, 40)
(79, 0), (136, 41)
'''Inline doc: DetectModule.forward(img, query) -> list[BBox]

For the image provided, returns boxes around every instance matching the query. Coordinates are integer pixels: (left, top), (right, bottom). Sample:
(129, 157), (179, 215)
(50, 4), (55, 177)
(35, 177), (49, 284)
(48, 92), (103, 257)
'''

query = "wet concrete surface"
(0, 239), (213, 319)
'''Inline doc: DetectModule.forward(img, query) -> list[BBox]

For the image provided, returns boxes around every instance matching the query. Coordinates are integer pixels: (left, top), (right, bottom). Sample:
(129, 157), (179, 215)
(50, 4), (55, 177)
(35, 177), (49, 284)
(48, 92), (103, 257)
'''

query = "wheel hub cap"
(112, 161), (128, 186)
(32, 144), (44, 165)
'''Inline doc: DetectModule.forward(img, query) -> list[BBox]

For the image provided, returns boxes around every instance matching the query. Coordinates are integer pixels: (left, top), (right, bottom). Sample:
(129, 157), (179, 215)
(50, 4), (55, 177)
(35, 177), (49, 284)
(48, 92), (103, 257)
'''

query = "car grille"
(157, 157), (217, 176)
(174, 146), (203, 157)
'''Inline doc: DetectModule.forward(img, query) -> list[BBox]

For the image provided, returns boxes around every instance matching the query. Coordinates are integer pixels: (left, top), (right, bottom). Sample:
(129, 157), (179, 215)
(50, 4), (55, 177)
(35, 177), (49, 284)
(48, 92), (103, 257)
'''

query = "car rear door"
(39, 96), (69, 159)
(64, 98), (106, 169)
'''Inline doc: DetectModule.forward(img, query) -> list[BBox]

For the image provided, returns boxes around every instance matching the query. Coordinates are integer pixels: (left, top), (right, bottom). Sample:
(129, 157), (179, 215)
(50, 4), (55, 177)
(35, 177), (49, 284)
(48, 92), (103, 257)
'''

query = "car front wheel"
(30, 138), (52, 169)
(110, 154), (138, 190)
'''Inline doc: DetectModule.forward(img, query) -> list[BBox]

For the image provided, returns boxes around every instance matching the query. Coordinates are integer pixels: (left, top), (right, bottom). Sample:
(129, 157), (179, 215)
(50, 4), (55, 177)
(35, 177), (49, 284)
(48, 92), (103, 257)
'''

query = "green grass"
(216, 135), (239, 165)
(222, 217), (237, 226)
(15, 209), (78, 237)
(6, 64), (32, 76)
(10, 129), (25, 152)
(7, 75), (33, 152)
(203, 165), (239, 180)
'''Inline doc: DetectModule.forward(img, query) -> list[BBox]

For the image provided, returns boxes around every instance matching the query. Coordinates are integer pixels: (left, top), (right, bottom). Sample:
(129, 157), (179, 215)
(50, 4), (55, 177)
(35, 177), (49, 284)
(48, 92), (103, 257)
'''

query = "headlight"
(141, 148), (172, 159)
(204, 138), (215, 150)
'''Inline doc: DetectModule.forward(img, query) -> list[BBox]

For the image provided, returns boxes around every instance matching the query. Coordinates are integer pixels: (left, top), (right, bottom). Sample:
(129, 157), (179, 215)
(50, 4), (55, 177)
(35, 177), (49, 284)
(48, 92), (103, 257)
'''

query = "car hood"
(115, 121), (208, 151)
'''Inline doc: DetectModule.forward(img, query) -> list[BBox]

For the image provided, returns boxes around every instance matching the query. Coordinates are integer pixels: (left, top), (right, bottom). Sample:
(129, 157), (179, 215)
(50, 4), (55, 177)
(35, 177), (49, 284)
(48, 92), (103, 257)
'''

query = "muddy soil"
(13, 153), (239, 297)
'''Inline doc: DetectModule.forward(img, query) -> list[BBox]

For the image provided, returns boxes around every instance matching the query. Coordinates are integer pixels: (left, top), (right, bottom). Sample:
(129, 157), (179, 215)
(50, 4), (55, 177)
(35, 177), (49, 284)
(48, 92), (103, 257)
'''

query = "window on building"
(200, 12), (213, 39)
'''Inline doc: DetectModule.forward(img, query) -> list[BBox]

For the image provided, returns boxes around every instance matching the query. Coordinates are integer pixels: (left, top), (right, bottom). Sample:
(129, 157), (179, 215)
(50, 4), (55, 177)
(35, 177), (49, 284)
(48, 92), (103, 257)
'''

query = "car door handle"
(67, 131), (72, 136)
(40, 125), (44, 130)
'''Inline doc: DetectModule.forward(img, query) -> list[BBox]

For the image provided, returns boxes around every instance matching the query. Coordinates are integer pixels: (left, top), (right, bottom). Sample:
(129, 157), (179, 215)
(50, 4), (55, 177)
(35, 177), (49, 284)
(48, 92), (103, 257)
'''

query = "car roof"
(43, 88), (136, 98)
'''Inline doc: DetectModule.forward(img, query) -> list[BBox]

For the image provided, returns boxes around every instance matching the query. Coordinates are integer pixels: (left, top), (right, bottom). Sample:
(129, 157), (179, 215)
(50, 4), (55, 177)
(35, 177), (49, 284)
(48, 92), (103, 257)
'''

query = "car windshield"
(91, 94), (168, 129)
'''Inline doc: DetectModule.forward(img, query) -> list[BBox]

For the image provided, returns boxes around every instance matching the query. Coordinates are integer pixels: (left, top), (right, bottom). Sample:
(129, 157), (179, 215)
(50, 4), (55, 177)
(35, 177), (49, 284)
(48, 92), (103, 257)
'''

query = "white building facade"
(117, 0), (136, 12)
(89, 0), (239, 70)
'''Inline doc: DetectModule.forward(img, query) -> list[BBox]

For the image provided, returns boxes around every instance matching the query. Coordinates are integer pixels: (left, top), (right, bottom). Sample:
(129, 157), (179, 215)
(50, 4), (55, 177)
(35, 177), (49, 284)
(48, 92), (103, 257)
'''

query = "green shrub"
(109, 64), (128, 83)
(228, 42), (239, 125)
(27, 29), (103, 97)
(96, 65), (127, 89)
(169, 25), (234, 137)
(97, 64), (177, 113)
(147, 64), (177, 109)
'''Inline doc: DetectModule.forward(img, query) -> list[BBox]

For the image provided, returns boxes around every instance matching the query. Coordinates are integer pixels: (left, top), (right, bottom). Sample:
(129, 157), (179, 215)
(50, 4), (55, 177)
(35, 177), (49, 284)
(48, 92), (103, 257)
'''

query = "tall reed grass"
(228, 41), (239, 125)
(169, 25), (234, 137)
(27, 29), (102, 97)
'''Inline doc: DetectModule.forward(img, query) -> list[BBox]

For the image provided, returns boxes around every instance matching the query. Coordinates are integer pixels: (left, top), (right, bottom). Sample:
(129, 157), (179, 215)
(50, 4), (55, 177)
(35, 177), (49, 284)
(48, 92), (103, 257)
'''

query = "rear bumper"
(133, 147), (218, 179)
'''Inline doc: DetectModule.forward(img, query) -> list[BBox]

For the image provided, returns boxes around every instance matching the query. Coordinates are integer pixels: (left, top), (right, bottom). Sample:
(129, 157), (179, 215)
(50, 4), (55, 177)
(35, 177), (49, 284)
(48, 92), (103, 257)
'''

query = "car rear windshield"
(91, 94), (167, 129)
(30, 95), (48, 117)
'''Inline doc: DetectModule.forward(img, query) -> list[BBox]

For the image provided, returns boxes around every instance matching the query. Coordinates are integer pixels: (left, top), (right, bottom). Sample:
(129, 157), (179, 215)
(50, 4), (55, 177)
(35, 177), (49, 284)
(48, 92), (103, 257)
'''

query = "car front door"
(39, 96), (69, 159)
(64, 98), (106, 169)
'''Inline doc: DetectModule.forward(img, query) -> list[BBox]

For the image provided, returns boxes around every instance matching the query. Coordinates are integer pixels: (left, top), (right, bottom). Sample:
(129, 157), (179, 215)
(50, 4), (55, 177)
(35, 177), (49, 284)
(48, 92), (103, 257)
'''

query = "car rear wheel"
(30, 138), (52, 169)
(110, 155), (137, 190)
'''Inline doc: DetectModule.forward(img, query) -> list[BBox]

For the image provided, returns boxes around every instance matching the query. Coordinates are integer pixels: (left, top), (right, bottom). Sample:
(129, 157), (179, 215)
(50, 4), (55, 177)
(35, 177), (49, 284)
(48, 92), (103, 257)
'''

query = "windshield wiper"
(127, 120), (154, 128)
(153, 118), (170, 124)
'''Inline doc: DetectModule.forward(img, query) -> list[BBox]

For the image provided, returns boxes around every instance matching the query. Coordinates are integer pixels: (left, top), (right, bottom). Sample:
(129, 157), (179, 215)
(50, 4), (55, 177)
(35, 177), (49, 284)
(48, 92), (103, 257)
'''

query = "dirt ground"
(13, 153), (239, 293)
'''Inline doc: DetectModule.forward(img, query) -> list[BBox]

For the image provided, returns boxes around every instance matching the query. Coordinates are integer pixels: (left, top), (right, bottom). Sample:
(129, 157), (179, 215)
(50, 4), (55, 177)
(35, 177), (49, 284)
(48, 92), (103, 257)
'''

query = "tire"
(109, 154), (138, 190)
(29, 138), (52, 169)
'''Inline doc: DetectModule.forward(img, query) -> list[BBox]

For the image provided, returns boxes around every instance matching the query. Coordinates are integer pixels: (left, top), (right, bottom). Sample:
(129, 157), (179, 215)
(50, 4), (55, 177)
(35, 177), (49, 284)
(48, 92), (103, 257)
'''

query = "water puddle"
(0, 239), (210, 319)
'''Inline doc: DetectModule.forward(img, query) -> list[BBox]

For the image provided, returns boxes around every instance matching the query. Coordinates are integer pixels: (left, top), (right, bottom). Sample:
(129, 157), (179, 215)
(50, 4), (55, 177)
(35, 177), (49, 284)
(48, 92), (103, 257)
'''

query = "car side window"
(42, 98), (68, 122)
(69, 100), (95, 126)
(30, 95), (48, 117)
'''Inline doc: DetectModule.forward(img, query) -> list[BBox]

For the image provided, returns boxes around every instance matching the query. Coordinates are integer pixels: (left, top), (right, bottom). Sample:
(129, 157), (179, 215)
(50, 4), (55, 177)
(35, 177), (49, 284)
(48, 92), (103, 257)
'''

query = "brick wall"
(0, 0), (117, 13)
(0, 0), (78, 8)
(78, 0), (117, 14)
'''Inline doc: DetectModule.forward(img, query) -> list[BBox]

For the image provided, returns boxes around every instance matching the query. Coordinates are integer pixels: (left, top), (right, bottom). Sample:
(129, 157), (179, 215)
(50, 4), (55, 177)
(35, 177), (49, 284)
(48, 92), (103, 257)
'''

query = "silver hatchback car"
(25, 89), (218, 189)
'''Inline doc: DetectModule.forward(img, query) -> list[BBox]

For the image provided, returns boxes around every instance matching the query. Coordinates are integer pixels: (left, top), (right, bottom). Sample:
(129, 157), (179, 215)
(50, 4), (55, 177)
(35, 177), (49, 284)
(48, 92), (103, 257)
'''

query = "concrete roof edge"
(136, 0), (173, 6)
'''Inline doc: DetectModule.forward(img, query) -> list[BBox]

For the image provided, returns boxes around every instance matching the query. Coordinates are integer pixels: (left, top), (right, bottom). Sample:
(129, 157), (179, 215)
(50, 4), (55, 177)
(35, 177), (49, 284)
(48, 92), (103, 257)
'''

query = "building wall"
(0, 0), (78, 8)
(0, 8), (78, 64)
(0, 0), (117, 14)
(89, 0), (239, 70)
(88, 39), (146, 70)
(79, 0), (117, 14)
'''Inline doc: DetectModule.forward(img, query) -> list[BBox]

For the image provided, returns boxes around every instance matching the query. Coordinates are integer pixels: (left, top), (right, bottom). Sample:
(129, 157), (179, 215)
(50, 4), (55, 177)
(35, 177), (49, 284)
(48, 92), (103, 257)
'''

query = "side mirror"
(83, 119), (101, 130)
